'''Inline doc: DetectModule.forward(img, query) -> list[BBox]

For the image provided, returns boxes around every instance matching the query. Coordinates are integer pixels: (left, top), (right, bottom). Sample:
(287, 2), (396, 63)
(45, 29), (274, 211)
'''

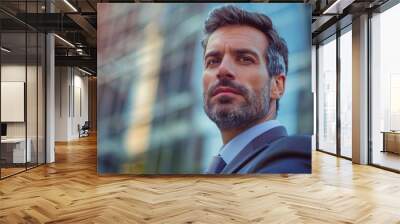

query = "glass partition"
(0, 1), (46, 179)
(1, 30), (28, 177)
(27, 30), (38, 169)
(38, 32), (45, 165)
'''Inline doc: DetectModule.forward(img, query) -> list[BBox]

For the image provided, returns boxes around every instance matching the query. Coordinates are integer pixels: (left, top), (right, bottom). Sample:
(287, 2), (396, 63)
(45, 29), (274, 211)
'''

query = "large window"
(371, 3), (400, 171)
(317, 36), (337, 154)
(339, 29), (352, 158)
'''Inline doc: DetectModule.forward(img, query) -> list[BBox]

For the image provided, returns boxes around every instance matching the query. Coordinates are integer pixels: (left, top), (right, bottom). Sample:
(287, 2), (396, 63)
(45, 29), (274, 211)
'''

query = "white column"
(46, 1), (55, 163)
(352, 14), (369, 164)
(46, 33), (55, 163)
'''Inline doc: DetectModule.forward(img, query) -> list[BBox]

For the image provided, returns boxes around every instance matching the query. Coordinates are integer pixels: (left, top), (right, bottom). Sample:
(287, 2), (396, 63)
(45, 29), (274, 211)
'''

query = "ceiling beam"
(67, 13), (97, 46)
(55, 55), (96, 70)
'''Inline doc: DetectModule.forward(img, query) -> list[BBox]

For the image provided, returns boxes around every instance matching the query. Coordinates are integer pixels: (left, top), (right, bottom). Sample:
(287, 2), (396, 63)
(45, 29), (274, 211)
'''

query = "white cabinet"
(1, 138), (32, 163)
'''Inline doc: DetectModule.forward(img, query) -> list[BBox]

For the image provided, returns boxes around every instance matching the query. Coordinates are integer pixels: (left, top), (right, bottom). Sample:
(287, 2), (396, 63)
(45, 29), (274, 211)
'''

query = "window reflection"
(318, 37), (337, 154)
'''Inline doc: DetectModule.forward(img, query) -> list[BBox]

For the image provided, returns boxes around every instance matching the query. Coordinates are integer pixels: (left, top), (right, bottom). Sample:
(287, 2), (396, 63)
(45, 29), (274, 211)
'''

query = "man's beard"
(203, 79), (270, 130)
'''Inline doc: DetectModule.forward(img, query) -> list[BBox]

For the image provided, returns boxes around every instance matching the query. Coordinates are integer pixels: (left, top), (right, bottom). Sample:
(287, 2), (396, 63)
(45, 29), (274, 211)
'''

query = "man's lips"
(212, 87), (242, 97)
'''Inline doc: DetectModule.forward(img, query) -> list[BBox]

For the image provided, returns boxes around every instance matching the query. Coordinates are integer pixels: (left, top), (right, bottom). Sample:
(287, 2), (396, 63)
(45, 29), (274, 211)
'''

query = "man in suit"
(202, 5), (311, 174)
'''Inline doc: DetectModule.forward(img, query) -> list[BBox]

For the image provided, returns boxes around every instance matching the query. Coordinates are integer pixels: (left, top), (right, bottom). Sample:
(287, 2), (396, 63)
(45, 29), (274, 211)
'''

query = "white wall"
(1, 63), (46, 164)
(1, 65), (26, 130)
(1, 65), (26, 140)
(55, 67), (89, 141)
(55, 66), (69, 141)
(1, 65), (38, 138)
(73, 73), (89, 138)
(1, 65), (26, 81)
(1, 82), (25, 122)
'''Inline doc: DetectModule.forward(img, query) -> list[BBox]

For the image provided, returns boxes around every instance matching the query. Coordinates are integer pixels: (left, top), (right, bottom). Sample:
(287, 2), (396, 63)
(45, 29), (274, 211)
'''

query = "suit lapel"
(221, 126), (288, 174)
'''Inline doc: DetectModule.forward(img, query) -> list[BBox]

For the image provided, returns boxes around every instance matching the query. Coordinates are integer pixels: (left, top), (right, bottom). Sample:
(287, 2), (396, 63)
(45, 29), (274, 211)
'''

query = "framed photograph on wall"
(98, 3), (312, 174)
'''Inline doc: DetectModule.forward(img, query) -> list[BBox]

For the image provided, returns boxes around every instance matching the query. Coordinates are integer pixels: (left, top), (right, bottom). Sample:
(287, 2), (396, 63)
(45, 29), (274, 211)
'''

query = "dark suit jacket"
(219, 126), (311, 174)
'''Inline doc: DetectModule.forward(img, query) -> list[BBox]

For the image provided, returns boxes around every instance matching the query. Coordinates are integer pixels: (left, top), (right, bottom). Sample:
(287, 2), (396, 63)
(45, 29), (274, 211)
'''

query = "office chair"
(79, 121), (90, 138)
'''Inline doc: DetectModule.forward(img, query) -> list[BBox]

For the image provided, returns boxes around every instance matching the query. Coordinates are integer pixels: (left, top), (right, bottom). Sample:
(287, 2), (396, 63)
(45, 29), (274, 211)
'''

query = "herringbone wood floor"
(1, 134), (400, 224)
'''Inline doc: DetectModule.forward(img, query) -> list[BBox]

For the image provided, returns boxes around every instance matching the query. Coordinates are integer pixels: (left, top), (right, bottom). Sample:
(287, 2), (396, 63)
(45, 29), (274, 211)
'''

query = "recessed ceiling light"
(1, 47), (11, 53)
(63, 0), (78, 12)
(322, 0), (354, 15)
(78, 67), (93, 76)
(54, 34), (75, 48)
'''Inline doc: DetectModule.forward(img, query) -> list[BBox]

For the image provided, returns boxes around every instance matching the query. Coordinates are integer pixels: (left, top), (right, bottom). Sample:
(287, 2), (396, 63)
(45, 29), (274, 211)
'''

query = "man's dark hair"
(202, 5), (289, 112)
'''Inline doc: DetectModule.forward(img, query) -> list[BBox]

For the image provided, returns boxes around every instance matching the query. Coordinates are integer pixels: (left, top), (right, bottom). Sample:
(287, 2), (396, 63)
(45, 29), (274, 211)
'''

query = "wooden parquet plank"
(0, 134), (400, 223)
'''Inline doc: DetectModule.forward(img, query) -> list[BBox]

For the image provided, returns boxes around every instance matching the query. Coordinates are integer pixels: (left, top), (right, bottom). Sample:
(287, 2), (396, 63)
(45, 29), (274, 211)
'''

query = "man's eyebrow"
(204, 48), (261, 60)
(204, 51), (221, 59)
(233, 48), (259, 58)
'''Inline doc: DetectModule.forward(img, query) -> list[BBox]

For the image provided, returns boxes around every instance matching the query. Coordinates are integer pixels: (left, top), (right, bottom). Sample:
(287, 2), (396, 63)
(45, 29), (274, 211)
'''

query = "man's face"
(202, 25), (273, 130)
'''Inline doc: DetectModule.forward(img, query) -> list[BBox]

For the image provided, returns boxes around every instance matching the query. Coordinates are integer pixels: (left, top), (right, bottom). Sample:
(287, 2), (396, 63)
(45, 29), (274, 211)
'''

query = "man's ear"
(269, 74), (286, 100)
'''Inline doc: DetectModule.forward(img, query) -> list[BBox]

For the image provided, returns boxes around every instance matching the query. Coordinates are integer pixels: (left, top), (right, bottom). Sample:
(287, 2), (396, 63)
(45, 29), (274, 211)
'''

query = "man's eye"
(206, 58), (220, 67)
(238, 56), (254, 64)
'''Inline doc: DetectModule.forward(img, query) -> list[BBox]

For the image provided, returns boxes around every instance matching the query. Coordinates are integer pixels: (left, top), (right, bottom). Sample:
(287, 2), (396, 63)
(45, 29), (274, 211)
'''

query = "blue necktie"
(207, 155), (226, 174)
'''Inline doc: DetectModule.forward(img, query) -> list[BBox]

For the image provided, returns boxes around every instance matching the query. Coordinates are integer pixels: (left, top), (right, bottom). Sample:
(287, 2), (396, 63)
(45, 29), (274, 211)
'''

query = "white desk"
(1, 138), (31, 163)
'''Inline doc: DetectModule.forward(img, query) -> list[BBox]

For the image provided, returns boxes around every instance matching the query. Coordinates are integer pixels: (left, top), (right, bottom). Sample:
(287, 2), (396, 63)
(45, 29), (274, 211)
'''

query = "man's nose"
(216, 56), (235, 80)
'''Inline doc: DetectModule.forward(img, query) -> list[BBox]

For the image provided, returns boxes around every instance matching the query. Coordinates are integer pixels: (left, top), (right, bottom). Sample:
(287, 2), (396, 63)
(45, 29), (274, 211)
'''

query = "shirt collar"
(219, 120), (282, 165)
